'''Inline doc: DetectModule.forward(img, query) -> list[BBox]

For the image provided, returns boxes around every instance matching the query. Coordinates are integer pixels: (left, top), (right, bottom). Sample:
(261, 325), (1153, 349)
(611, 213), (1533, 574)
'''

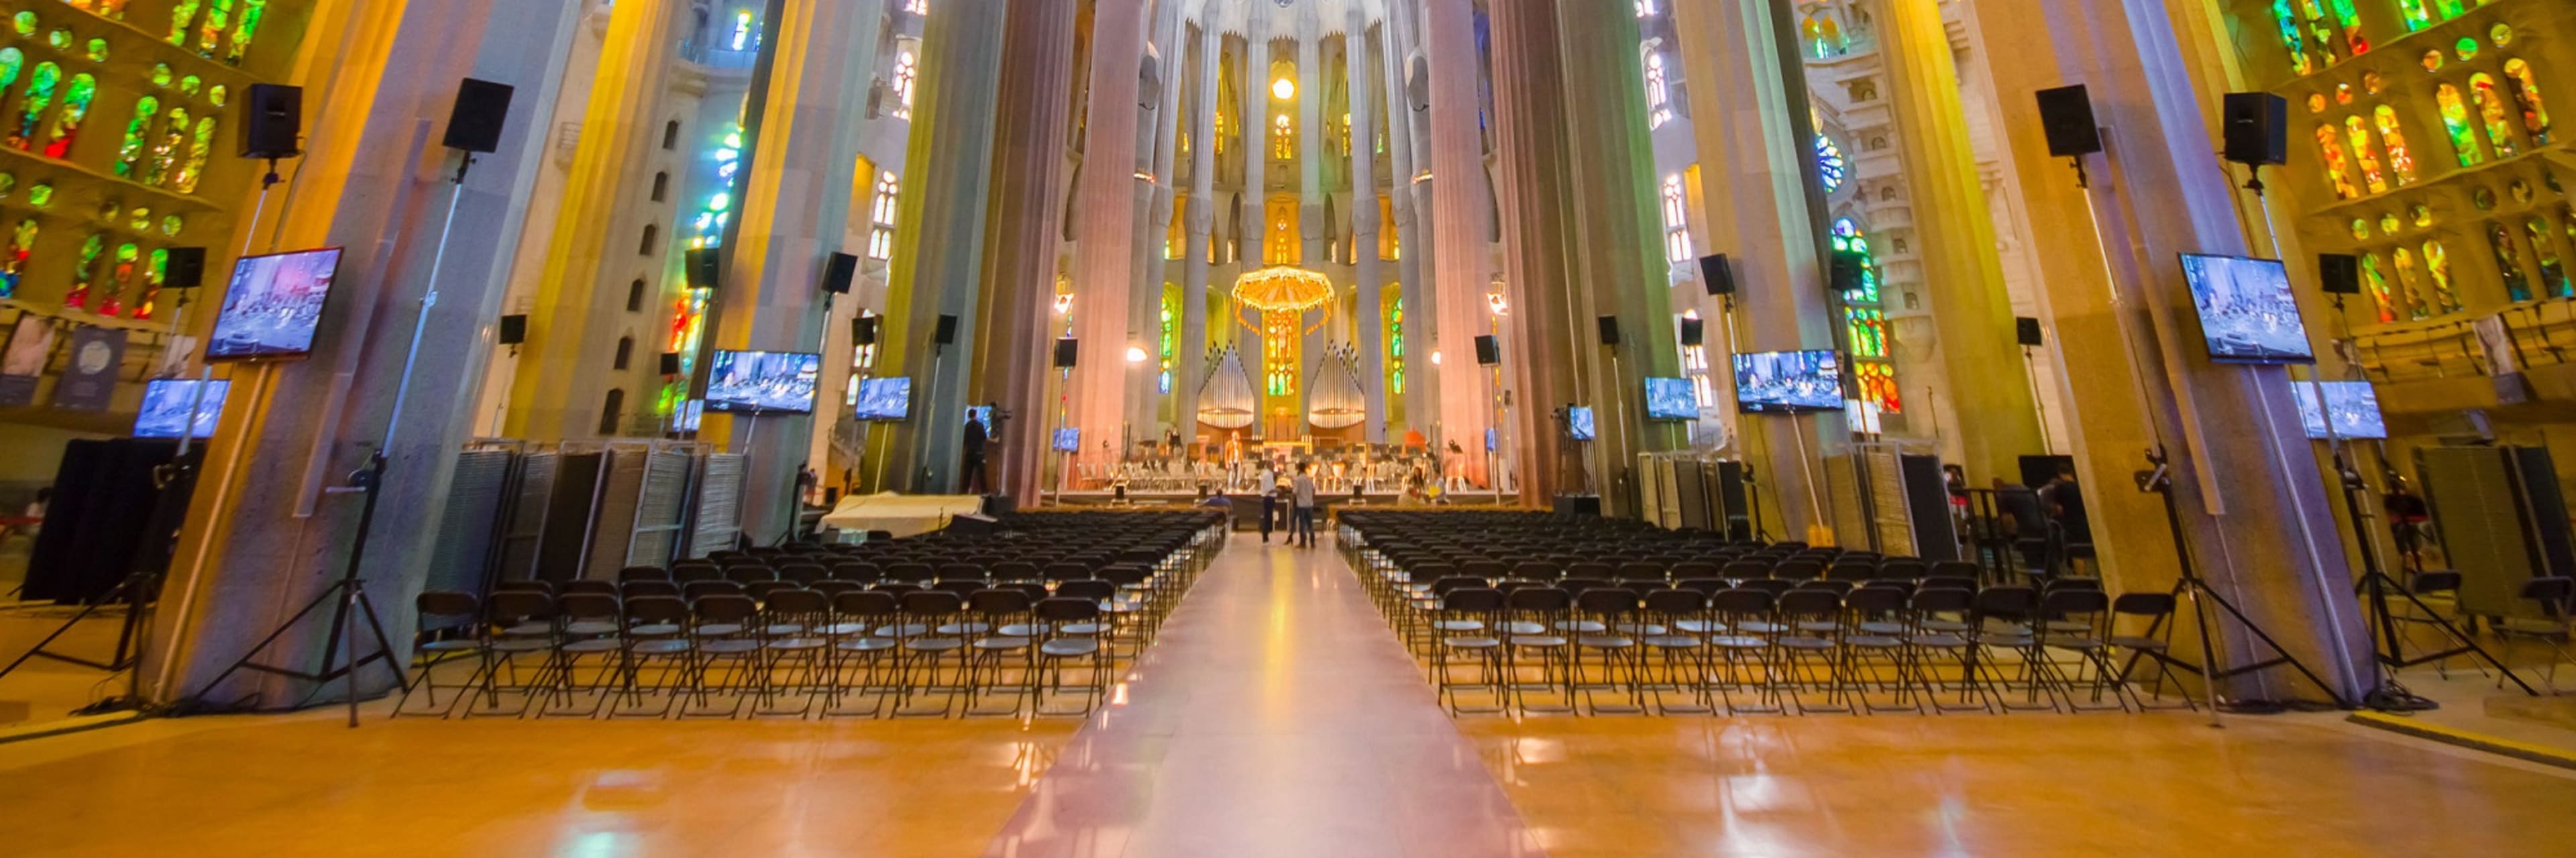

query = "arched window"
(2489, 223), (2533, 302)
(2343, 116), (2387, 194)
(2314, 124), (2358, 200)
(1814, 133), (1847, 194)
(1644, 52), (1672, 129)
(1271, 113), (1293, 160)
(890, 50), (918, 119)
(2527, 219), (2571, 299)
(651, 171), (669, 202)
(2502, 58), (2553, 144)
(639, 223), (659, 256)
(1659, 174), (1692, 263)
(2421, 239), (2461, 313)
(2470, 72), (2521, 158)
(627, 278), (647, 312)
(2372, 106), (2417, 185)
(868, 170), (899, 260)
(598, 388), (626, 435)
(614, 335), (634, 370)
(2435, 83), (2482, 166)
(661, 119), (680, 150)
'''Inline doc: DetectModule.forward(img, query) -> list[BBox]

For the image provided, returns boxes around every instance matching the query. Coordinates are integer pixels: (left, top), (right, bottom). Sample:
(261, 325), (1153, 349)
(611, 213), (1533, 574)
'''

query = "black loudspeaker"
(239, 83), (302, 159)
(2221, 91), (2288, 166)
(657, 352), (682, 375)
(1053, 337), (1079, 368)
(1680, 317), (1705, 347)
(163, 247), (206, 288)
(2319, 253), (2361, 294)
(2033, 84), (2104, 157)
(684, 247), (720, 290)
(497, 314), (527, 345)
(1596, 315), (1620, 346)
(1699, 254), (1736, 296)
(820, 252), (857, 294)
(1473, 334), (1500, 366)
(1829, 250), (1867, 293)
(934, 314), (959, 345)
(851, 315), (879, 345)
(2015, 317), (2043, 347)
(441, 78), (515, 154)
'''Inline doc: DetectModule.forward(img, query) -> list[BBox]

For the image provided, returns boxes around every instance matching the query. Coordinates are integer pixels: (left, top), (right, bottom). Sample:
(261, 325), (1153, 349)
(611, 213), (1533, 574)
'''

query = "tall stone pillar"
(149, 0), (582, 706)
(975, 0), (1079, 506)
(506, 0), (692, 440)
(1421, 0), (1489, 479)
(1959, 0), (2372, 702)
(1487, 0), (1578, 503)
(1393, 4), (1442, 439)
(1296, 19), (1328, 431)
(1874, 0), (2044, 483)
(1380, 13), (1429, 439)
(1125, 3), (1185, 439)
(1670, 0), (1836, 536)
(1068, 0), (1148, 469)
(1345, 8), (1387, 444)
(710, 0), (877, 537)
(873, 0), (1009, 492)
(1177, 22), (1220, 445)
(1239, 15), (1269, 437)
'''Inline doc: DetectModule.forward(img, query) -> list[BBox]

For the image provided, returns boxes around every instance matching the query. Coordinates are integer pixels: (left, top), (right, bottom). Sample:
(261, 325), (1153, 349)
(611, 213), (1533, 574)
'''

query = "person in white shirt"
(1290, 463), (1320, 548)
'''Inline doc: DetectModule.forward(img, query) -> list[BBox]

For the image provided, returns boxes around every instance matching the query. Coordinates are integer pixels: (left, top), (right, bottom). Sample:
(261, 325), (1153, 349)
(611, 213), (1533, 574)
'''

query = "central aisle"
(984, 534), (1542, 858)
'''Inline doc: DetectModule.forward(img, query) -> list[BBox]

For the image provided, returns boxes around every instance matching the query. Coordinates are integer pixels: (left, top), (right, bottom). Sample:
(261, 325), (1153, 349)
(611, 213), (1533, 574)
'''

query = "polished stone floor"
(4, 533), (2576, 857)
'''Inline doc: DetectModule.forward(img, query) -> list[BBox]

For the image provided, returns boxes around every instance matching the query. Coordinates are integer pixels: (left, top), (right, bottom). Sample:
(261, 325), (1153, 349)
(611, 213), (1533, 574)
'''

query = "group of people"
(1256, 462), (1320, 547)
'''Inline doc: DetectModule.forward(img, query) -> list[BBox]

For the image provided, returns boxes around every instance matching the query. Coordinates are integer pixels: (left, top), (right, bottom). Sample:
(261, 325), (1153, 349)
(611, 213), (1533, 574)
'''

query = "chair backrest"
(486, 590), (554, 624)
(2521, 576), (2573, 617)
(885, 563), (936, 583)
(2410, 570), (2463, 596)
(1615, 562), (1668, 583)
(1035, 596), (1099, 622)
(932, 580), (985, 598)
(1642, 588), (1703, 616)
(1721, 560), (1774, 580)
(625, 594), (688, 625)
(1055, 580), (1115, 600)
(672, 566), (722, 584)
(1921, 576), (1979, 593)
(991, 561), (1040, 582)
(1878, 559), (1927, 581)
(833, 590), (898, 618)
(1574, 588), (1640, 616)
(1505, 587), (1572, 613)
(493, 580), (553, 596)
(1841, 586), (1904, 615)
(2041, 587), (2110, 619)
(1974, 586), (2037, 619)
(1774, 559), (1824, 581)
(747, 580), (797, 600)
(900, 590), (964, 616)
(417, 591), (478, 623)
(1743, 578), (1796, 596)
(1442, 588), (1506, 613)
(618, 566), (670, 583)
(775, 564), (827, 585)
(692, 593), (758, 623)
(1776, 588), (1841, 619)
(1709, 588), (1775, 616)
(969, 588), (1034, 614)
(938, 564), (987, 583)
(725, 567), (777, 584)
(1911, 587), (1974, 614)
(558, 592), (620, 621)
(811, 580), (861, 598)
(1560, 577), (1613, 595)
(622, 580), (681, 599)
(683, 580), (745, 601)
(765, 588), (829, 615)
(1043, 563), (1093, 582)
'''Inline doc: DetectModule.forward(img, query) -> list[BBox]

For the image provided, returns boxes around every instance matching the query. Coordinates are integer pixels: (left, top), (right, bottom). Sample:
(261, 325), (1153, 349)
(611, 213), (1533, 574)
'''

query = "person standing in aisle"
(1291, 462), (1319, 548)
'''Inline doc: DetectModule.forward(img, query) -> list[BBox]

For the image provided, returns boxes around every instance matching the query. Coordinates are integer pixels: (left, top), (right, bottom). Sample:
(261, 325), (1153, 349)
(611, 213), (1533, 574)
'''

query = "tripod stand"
(0, 445), (205, 713)
(184, 451), (406, 727)
(2128, 447), (2349, 715)
(2334, 449), (2537, 700)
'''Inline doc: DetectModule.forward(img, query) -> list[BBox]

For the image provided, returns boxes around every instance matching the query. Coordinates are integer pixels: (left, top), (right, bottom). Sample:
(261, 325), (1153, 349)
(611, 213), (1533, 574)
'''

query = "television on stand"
(133, 378), (231, 439)
(854, 376), (913, 421)
(1731, 350), (1845, 414)
(1568, 407), (1597, 441)
(206, 248), (344, 363)
(1644, 376), (1699, 421)
(1051, 427), (1082, 453)
(706, 350), (821, 415)
(2180, 253), (2316, 365)
(2293, 380), (2388, 440)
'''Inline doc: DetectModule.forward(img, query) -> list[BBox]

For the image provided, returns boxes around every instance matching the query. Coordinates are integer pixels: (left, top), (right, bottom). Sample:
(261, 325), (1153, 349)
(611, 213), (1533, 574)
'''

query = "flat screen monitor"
(1051, 427), (1081, 453)
(1568, 407), (1597, 441)
(1731, 350), (1845, 413)
(854, 376), (912, 421)
(133, 378), (230, 439)
(966, 405), (994, 433)
(2294, 380), (2387, 440)
(706, 350), (820, 415)
(676, 399), (703, 432)
(1644, 376), (1698, 420)
(206, 248), (343, 362)
(2180, 253), (2316, 364)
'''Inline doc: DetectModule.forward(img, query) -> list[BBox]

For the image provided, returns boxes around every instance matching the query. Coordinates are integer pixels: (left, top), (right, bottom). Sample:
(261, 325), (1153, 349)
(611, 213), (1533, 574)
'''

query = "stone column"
(1421, 0), (1489, 480)
(1874, 0), (2044, 483)
(1380, 13), (1428, 438)
(873, 0), (1009, 492)
(1124, 3), (1185, 439)
(1486, 0), (1577, 503)
(1392, 4), (1442, 437)
(710, 0), (877, 537)
(148, 0), (582, 706)
(1345, 8), (1387, 444)
(1959, 0), (2373, 702)
(1670, 0), (1837, 536)
(1068, 0), (1148, 470)
(1239, 14), (1269, 436)
(505, 0), (693, 440)
(974, 0), (1079, 506)
(1177, 21), (1220, 446)
(1296, 19), (1328, 431)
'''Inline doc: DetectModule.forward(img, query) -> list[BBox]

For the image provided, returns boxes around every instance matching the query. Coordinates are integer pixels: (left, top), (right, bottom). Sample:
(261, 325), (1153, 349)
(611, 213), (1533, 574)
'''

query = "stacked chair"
(396, 510), (1226, 719)
(1340, 510), (2186, 717)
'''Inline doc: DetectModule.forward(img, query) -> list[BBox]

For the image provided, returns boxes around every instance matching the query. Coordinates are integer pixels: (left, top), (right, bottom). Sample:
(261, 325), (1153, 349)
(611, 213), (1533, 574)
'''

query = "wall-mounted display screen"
(2180, 253), (2315, 365)
(1731, 350), (1844, 413)
(207, 248), (343, 362)
(133, 379), (230, 439)
(1644, 376), (1698, 420)
(854, 376), (912, 421)
(2293, 380), (2387, 440)
(706, 350), (821, 415)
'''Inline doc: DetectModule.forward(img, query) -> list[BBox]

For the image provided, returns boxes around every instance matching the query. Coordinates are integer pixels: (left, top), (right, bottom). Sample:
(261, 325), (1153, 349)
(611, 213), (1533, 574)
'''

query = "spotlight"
(1272, 77), (1296, 101)
(1126, 345), (1150, 364)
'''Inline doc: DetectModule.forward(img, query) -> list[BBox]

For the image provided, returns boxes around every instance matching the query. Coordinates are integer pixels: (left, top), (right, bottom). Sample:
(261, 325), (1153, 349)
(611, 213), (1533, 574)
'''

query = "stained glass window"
(890, 50), (916, 120)
(136, 248), (168, 320)
(1660, 174), (1691, 263)
(1159, 287), (1177, 395)
(196, 0), (233, 55)
(2372, 105), (2416, 185)
(175, 115), (216, 193)
(114, 95), (156, 176)
(2487, 223), (2532, 302)
(2270, 0), (2314, 76)
(2469, 72), (2520, 158)
(1644, 52), (1671, 129)
(145, 106), (187, 186)
(2314, 124), (2358, 199)
(226, 0), (266, 64)
(40, 72), (93, 158)
(2434, 83), (2481, 166)
(65, 233), (102, 310)
(867, 170), (898, 260)
(2361, 254), (2398, 323)
(1845, 307), (1886, 358)
(2502, 58), (2552, 145)
(1387, 296), (1404, 396)
(2392, 247), (2431, 320)
(2343, 115), (2386, 194)
(1815, 133), (1847, 194)
(1, 219), (40, 299)
(1830, 217), (1880, 303)
(97, 243), (137, 317)
(11, 62), (60, 150)
(1855, 362), (1899, 414)
(2530, 219), (2572, 299)
(2421, 239), (2461, 313)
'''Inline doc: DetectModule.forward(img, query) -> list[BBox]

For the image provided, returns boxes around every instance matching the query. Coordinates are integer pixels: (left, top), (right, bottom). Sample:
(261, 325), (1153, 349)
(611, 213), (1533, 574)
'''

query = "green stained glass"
(2361, 254), (2397, 323)
(2470, 73), (2520, 158)
(2349, 219), (2371, 239)
(10, 13), (33, 38)
(2270, 0), (2312, 76)
(126, 206), (148, 231)
(136, 247), (168, 320)
(2531, 219), (2571, 299)
(178, 74), (199, 97)
(144, 105), (185, 186)
(113, 95), (156, 176)
(226, 0), (265, 65)
(2421, 50), (2443, 72)
(150, 63), (170, 87)
(2435, 83), (2481, 166)
(96, 200), (117, 221)
(42, 72), (96, 159)
(167, 1), (199, 47)
(0, 219), (37, 299)
(46, 30), (68, 51)
(2422, 240), (2461, 313)
(65, 233), (103, 309)
(2492, 24), (2513, 47)
(2373, 106), (2416, 185)
(2396, 0), (2430, 32)
(2410, 204), (2431, 227)
(0, 48), (21, 93)
(0, 173), (17, 199)
(2512, 180), (2533, 204)
(2502, 58), (2553, 146)
(2379, 213), (2401, 235)
(27, 182), (52, 208)
(2490, 223), (2532, 302)
(2345, 116), (2387, 193)
(161, 215), (180, 235)
(199, 0), (233, 55)
(207, 85), (225, 107)
(84, 38), (107, 63)
(174, 115), (215, 193)
(11, 62), (60, 151)
(2432, 0), (2464, 21)
(2455, 38), (2479, 62)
